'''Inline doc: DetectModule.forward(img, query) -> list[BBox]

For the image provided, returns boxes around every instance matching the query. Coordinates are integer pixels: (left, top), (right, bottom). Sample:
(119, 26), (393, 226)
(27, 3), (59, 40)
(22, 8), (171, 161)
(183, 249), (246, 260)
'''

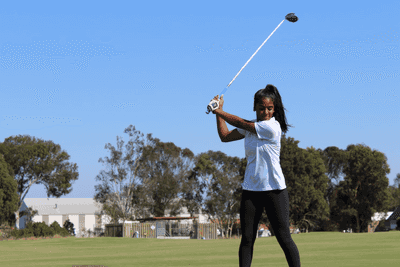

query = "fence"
(125, 222), (156, 238)
(105, 224), (123, 237)
(124, 221), (218, 239)
(196, 222), (217, 239)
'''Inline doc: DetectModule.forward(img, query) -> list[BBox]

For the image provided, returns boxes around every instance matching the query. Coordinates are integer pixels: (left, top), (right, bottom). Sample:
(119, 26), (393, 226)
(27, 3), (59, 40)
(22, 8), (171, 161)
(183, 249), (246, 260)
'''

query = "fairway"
(0, 231), (399, 267)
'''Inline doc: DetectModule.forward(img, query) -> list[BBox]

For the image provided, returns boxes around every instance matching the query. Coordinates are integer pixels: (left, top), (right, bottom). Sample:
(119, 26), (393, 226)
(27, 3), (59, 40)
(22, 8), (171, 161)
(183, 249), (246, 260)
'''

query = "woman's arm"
(216, 110), (245, 142)
(214, 109), (257, 135)
(211, 94), (256, 138)
(216, 111), (230, 142)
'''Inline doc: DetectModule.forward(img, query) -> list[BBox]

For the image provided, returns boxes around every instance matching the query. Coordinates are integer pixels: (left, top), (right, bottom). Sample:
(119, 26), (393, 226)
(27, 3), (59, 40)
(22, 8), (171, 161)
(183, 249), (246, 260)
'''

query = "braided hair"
(253, 84), (293, 133)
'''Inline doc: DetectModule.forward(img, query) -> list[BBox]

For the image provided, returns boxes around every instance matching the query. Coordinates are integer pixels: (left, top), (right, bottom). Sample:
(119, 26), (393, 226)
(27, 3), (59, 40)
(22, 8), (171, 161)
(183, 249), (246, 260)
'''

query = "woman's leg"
(264, 189), (301, 267)
(238, 190), (264, 267)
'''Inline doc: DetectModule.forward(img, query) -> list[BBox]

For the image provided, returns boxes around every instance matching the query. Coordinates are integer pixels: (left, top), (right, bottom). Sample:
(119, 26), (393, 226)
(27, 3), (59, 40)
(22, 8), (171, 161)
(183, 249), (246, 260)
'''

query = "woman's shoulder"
(254, 118), (282, 140)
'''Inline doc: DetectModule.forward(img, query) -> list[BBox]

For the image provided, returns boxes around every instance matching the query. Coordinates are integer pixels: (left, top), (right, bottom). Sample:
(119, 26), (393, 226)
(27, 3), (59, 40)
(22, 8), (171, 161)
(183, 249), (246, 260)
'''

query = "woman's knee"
(275, 231), (294, 245)
(240, 232), (256, 245)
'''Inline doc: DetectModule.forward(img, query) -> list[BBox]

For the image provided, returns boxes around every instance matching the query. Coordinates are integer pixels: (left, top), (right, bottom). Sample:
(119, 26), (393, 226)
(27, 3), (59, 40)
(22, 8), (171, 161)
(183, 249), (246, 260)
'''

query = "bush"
(10, 227), (35, 239)
(63, 219), (75, 236)
(22, 221), (55, 238)
(1, 217), (78, 239)
(50, 221), (70, 237)
(7, 220), (73, 239)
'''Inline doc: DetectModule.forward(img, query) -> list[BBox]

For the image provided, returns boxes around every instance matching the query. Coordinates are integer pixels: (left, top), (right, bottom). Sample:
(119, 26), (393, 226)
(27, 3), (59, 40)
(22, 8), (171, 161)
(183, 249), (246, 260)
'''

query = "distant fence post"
(124, 223), (133, 237)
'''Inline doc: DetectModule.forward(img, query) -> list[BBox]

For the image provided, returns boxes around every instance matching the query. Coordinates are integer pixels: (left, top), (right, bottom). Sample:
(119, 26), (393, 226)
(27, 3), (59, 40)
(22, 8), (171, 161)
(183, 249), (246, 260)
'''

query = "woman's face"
(256, 97), (275, 122)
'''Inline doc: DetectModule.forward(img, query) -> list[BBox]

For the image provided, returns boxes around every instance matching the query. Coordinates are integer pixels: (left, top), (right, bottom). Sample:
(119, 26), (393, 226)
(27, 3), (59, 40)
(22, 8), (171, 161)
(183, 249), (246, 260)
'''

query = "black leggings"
(239, 188), (301, 267)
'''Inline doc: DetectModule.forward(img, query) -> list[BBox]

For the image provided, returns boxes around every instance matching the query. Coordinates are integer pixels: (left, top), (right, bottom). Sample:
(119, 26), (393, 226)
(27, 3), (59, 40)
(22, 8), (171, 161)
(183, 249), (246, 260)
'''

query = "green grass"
(0, 231), (399, 267)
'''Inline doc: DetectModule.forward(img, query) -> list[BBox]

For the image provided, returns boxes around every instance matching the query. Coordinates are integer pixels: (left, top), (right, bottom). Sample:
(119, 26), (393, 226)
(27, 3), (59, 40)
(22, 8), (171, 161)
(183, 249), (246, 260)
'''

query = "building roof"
(385, 206), (400, 221)
(21, 197), (201, 218)
(22, 198), (104, 216)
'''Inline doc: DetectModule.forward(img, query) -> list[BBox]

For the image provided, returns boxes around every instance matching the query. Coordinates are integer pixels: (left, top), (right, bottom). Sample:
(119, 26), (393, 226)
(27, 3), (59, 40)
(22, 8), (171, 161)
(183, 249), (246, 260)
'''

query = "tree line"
(0, 124), (399, 237)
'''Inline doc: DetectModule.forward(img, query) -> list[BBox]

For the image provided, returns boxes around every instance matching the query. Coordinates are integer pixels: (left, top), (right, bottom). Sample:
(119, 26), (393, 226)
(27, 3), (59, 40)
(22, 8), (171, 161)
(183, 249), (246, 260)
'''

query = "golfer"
(212, 84), (301, 267)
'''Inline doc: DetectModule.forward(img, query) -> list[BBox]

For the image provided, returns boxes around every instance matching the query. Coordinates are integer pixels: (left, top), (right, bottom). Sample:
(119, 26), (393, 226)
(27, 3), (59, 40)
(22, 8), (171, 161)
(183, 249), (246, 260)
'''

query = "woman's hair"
(253, 84), (293, 133)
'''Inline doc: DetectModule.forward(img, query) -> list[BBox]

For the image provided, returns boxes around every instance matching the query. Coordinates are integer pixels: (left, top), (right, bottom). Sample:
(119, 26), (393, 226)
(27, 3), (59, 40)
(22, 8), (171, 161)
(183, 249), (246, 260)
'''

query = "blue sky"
(1, 1), (399, 203)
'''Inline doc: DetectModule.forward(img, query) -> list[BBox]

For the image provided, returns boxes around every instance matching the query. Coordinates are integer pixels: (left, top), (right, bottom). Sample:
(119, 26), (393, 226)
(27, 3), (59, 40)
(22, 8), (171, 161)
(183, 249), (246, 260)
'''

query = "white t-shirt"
(236, 117), (286, 191)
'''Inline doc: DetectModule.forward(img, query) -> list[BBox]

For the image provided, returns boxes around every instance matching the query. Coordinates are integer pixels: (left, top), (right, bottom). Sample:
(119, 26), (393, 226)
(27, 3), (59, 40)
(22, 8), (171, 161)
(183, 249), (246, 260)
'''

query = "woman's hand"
(212, 94), (224, 114)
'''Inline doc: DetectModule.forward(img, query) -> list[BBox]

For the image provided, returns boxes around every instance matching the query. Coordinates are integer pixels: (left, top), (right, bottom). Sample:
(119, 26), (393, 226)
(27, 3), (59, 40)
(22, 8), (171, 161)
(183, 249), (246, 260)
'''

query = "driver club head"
(285, 13), (298, 23)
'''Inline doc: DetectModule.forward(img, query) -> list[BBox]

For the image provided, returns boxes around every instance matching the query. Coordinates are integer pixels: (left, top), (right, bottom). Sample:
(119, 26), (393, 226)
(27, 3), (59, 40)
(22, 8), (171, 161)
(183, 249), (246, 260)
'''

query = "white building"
(18, 197), (212, 237)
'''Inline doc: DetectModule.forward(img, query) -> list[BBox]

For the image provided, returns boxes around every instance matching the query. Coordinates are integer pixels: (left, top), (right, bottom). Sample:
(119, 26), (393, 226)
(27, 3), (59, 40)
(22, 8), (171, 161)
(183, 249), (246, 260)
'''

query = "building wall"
(18, 214), (29, 229)
(31, 215), (43, 225)
(42, 215), (49, 225)
(85, 215), (96, 234)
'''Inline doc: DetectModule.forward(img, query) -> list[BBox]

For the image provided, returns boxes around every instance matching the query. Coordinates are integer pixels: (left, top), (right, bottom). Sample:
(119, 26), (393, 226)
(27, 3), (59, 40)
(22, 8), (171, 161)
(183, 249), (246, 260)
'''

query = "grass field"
(0, 231), (399, 267)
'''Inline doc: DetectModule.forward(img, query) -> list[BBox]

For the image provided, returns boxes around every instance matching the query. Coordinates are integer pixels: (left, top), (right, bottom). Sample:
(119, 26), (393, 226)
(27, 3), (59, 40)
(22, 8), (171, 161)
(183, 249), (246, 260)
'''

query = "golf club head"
(285, 13), (298, 23)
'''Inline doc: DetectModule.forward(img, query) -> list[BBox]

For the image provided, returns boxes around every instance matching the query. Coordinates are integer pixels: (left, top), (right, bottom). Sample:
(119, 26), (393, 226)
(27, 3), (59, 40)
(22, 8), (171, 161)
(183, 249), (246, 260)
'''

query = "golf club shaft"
(219, 18), (286, 97)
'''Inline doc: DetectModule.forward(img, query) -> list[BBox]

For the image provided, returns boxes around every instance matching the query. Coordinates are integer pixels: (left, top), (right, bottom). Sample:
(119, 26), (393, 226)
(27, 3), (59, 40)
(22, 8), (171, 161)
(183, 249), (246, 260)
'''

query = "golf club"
(206, 13), (298, 114)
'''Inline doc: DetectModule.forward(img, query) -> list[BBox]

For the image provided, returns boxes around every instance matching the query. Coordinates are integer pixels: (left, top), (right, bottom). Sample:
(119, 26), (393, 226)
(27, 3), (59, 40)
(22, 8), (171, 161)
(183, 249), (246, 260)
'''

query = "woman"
(212, 84), (301, 267)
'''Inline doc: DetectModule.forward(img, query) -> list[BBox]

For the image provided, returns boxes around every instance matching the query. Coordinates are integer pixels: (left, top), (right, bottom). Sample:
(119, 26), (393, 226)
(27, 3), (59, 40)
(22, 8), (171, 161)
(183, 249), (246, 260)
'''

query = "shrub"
(50, 221), (63, 232)
(4, 219), (75, 239)
(26, 222), (55, 237)
(9, 222), (52, 239)
(10, 227), (35, 239)
(63, 219), (75, 236)
(50, 221), (70, 237)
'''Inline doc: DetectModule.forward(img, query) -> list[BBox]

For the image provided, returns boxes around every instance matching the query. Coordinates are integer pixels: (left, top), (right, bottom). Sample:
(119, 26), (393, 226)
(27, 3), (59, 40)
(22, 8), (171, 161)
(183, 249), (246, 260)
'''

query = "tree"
(132, 137), (197, 219)
(317, 146), (349, 208)
(0, 135), (79, 229)
(93, 125), (156, 225)
(178, 153), (210, 219)
(386, 173), (400, 211)
(395, 173), (400, 189)
(272, 135), (329, 233)
(330, 143), (391, 233)
(0, 153), (19, 227)
(314, 146), (349, 231)
(200, 151), (244, 238)
(294, 146), (330, 233)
